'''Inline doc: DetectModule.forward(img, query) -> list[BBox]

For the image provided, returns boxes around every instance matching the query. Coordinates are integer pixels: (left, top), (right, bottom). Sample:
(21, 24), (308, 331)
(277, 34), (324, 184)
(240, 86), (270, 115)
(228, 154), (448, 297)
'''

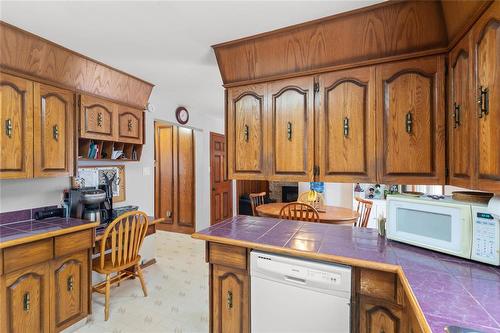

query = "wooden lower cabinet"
(359, 296), (404, 333)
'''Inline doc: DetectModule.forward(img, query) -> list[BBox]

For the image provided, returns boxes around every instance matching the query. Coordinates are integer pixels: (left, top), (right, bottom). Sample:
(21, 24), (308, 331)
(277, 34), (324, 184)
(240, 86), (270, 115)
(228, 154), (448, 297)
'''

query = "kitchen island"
(192, 215), (500, 333)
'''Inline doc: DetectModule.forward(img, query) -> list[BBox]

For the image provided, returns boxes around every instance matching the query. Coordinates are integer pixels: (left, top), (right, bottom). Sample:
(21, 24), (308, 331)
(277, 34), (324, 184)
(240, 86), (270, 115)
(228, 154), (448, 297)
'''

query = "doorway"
(154, 121), (195, 234)
(210, 132), (233, 225)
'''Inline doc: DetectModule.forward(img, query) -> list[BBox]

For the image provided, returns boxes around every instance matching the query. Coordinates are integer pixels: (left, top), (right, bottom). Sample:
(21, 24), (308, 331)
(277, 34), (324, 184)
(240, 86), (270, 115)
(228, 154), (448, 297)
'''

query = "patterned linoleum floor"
(74, 231), (209, 333)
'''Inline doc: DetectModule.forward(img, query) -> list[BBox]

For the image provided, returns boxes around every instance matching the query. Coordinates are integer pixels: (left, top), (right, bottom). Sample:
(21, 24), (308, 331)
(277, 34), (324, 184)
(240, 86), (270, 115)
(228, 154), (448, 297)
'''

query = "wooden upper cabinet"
(0, 73), (33, 179)
(117, 106), (143, 144)
(79, 94), (116, 141)
(473, 3), (500, 192)
(449, 34), (474, 189)
(268, 76), (315, 181)
(227, 84), (267, 180)
(317, 66), (376, 182)
(33, 83), (74, 177)
(376, 56), (445, 184)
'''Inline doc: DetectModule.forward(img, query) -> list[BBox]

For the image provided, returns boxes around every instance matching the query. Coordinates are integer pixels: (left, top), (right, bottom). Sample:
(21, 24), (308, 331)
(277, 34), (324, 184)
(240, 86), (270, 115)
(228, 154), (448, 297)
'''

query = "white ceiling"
(0, 0), (382, 120)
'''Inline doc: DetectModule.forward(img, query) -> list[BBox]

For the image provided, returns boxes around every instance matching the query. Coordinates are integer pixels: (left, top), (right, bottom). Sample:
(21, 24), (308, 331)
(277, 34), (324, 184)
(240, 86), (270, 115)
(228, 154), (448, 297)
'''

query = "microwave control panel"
(472, 210), (500, 266)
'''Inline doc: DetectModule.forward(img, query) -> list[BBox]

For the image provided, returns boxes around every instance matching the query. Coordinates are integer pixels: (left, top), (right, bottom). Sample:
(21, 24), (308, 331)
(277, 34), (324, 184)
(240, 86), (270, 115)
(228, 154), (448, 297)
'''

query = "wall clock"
(176, 106), (189, 125)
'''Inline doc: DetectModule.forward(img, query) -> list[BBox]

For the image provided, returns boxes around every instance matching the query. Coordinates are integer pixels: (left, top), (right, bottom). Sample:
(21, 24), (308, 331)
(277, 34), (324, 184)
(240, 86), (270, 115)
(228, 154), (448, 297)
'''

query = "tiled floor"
(75, 231), (209, 333)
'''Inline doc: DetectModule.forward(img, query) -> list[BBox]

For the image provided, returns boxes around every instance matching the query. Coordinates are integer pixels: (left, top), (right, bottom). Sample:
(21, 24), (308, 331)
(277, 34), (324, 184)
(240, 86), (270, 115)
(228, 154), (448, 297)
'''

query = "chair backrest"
(98, 211), (149, 270)
(279, 202), (320, 222)
(297, 191), (325, 210)
(249, 192), (266, 216)
(355, 197), (373, 227)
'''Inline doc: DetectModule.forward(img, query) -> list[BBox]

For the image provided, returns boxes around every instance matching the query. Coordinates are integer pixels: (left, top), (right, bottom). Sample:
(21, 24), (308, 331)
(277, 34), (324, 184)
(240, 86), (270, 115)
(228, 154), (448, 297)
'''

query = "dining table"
(255, 202), (359, 224)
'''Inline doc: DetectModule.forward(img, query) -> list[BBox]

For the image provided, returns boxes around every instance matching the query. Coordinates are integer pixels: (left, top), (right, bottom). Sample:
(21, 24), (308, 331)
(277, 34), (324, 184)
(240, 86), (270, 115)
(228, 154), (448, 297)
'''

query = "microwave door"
(387, 201), (472, 258)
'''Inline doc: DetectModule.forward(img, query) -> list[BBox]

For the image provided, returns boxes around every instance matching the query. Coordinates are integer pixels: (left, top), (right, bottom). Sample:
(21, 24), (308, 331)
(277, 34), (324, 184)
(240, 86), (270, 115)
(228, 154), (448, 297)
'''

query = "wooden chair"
(354, 197), (373, 227)
(249, 192), (266, 216)
(92, 211), (149, 320)
(279, 202), (320, 222)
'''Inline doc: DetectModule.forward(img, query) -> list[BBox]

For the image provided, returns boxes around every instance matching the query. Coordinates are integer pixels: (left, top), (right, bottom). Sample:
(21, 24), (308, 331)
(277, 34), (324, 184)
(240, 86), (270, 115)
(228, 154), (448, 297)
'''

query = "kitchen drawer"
(209, 243), (247, 270)
(359, 268), (401, 303)
(3, 238), (53, 274)
(55, 229), (93, 257)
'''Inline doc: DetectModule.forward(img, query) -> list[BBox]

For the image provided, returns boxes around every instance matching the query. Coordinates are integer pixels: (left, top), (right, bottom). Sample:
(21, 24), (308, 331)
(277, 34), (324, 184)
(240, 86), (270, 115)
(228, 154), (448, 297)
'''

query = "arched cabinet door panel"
(473, 4), (500, 191)
(0, 72), (33, 179)
(376, 56), (445, 184)
(268, 76), (314, 182)
(448, 35), (473, 189)
(79, 94), (116, 141)
(227, 83), (267, 180)
(34, 83), (74, 177)
(359, 297), (404, 333)
(317, 66), (376, 183)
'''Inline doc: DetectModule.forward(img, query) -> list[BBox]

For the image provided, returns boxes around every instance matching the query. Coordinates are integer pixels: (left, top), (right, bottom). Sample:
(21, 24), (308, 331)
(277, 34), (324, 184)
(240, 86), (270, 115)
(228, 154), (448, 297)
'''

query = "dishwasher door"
(250, 251), (351, 333)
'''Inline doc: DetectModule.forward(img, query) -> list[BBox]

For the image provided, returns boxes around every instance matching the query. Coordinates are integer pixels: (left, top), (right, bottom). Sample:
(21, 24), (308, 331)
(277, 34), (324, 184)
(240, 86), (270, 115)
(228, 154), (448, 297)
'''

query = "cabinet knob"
(343, 117), (349, 138)
(477, 86), (489, 118)
(405, 111), (413, 134)
(226, 290), (233, 309)
(243, 124), (249, 142)
(97, 112), (103, 127)
(5, 119), (12, 138)
(67, 275), (74, 291)
(287, 122), (293, 141)
(23, 292), (30, 312)
(453, 103), (461, 128)
(128, 119), (133, 131)
(53, 124), (59, 140)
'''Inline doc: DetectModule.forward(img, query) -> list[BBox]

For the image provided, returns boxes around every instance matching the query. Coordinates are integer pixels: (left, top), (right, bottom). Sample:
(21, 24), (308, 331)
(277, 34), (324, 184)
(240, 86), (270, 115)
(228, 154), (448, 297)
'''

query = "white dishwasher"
(251, 251), (352, 333)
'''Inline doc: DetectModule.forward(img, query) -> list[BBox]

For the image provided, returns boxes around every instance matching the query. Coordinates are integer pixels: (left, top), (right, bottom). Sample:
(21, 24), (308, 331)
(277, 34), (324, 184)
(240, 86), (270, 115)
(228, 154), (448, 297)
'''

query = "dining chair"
(249, 192), (267, 216)
(279, 202), (320, 222)
(354, 197), (373, 227)
(297, 191), (325, 211)
(92, 211), (149, 320)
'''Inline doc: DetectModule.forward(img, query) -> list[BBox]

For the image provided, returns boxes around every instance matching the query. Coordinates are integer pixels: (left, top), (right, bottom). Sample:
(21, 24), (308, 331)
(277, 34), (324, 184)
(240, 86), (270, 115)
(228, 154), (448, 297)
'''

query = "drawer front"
(117, 106), (143, 144)
(3, 238), (53, 274)
(359, 268), (398, 303)
(209, 243), (247, 270)
(55, 229), (93, 258)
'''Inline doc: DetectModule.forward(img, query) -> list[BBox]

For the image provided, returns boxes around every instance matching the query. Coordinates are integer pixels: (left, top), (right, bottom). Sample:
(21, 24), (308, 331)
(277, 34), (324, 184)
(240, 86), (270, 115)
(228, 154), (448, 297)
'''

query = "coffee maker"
(67, 177), (113, 225)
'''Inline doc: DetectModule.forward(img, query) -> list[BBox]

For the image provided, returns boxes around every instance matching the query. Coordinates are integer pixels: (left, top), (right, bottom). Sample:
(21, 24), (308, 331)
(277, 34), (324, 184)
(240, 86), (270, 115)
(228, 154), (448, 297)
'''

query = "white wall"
(299, 182), (354, 209)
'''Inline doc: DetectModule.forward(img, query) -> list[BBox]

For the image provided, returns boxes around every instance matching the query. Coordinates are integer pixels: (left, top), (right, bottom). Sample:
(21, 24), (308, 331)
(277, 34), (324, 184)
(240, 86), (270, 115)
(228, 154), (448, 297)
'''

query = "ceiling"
(0, 1), (383, 121)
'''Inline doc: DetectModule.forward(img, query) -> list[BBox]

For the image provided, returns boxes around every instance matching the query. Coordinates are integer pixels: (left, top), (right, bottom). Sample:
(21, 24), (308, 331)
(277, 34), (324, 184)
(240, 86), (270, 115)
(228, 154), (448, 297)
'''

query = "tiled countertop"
(0, 217), (99, 249)
(193, 215), (500, 333)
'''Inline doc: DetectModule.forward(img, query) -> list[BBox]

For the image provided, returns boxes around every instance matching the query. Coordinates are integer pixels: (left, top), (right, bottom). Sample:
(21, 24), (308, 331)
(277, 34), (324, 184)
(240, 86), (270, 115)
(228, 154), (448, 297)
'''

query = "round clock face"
(176, 107), (189, 124)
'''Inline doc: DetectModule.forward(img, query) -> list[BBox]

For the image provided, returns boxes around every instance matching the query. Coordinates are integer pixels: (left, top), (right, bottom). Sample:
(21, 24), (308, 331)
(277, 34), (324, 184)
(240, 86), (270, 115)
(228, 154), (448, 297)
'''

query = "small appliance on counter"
(386, 195), (500, 266)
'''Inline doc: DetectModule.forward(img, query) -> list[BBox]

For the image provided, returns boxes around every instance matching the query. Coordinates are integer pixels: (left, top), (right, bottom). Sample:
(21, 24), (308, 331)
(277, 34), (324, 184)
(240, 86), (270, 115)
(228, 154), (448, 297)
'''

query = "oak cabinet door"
(376, 56), (445, 184)
(2, 263), (50, 333)
(34, 83), (74, 177)
(79, 94), (116, 141)
(212, 265), (249, 333)
(473, 4), (500, 192)
(51, 251), (89, 332)
(0, 73), (33, 179)
(449, 35), (474, 188)
(317, 67), (376, 182)
(359, 297), (403, 333)
(117, 106), (143, 144)
(268, 76), (315, 181)
(227, 84), (267, 180)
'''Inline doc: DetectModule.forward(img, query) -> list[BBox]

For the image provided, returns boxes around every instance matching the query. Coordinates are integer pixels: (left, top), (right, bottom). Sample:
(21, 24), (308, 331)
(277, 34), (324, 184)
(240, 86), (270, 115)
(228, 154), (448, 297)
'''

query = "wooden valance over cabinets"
(0, 21), (154, 109)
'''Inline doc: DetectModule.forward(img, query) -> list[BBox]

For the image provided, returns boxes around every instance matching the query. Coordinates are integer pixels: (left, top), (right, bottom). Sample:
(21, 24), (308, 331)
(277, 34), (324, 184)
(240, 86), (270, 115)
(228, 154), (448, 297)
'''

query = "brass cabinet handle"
(23, 293), (30, 312)
(97, 112), (103, 127)
(5, 119), (12, 138)
(226, 290), (233, 309)
(67, 275), (74, 291)
(53, 124), (59, 140)
(343, 117), (349, 138)
(243, 124), (249, 142)
(453, 103), (461, 128)
(406, 111), (413, 134)
(477, 86), (489, 118)
(287, 122), (292, 141)
(128, 119), (133, 131)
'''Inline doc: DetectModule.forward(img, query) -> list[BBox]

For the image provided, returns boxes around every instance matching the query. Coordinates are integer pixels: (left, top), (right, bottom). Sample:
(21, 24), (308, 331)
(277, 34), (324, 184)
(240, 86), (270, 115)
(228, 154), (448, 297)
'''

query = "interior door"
(317, 66), (376, 183)
(155, 122), (195, 234)
(211, 132), (233, 225)
(0, 72), (33, 179)
(33, 83), (74, 177)
(376, 56), (445, 184)
(473, 6), (500, 192)
(268, 76), (315, 181)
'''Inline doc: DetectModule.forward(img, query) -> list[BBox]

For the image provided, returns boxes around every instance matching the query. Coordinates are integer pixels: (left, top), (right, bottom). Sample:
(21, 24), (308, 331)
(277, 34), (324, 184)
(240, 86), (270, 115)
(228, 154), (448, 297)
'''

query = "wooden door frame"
(210, 131), (233, 225)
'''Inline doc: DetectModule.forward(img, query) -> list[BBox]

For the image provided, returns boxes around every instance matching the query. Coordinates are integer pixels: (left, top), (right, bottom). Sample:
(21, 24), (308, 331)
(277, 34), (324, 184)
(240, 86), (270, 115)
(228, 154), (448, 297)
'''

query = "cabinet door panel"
(269, 76), (314, 181)
(377, 56), (445, 184)
(359, 297), (403, 333)
(474, 8), (500, 191)
(4, 263), (50, 333)
(212, 265), (249, 333)
(117, 106), (143, 144)
(449, 35), (473, 188)
(34, 83), (74, 177)
(227, 84), (267, 179)
(0, 73), (33, 179)
(80, 94), (115, 140)
(318, 67), (376, 182)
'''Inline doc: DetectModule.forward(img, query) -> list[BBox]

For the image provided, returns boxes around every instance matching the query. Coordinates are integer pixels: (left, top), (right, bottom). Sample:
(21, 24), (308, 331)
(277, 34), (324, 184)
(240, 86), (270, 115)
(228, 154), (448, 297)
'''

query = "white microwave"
(386, 195), (500, 266)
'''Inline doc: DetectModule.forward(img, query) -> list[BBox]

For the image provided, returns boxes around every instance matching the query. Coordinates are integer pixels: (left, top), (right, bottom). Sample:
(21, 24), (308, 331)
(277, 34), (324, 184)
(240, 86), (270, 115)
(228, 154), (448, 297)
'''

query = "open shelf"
(78, 138), (143, 162)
